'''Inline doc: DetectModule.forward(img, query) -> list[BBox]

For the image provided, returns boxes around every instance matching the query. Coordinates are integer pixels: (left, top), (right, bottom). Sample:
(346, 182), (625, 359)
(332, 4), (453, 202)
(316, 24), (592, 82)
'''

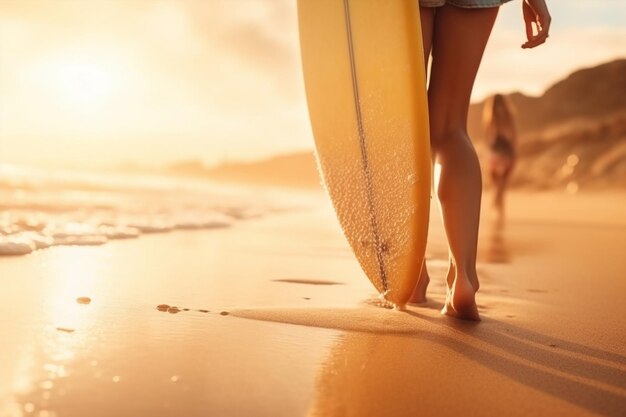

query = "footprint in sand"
(156, 304), (227, 316)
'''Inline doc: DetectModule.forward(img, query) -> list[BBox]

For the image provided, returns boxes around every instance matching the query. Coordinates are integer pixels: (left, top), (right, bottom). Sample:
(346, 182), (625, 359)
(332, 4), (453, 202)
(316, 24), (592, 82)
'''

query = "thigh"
(428, 4), (498, 134)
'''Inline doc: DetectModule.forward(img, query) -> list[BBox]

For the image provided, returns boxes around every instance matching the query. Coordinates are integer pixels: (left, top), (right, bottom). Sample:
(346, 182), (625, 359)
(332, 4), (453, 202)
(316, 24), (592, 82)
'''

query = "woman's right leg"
(428, 4), (499, 320)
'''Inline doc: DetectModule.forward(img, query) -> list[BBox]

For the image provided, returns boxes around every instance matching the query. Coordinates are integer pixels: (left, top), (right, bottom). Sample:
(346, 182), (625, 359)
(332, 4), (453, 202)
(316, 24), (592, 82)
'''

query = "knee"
(427, 98), (471, 152)
(429, 126), (470, 154)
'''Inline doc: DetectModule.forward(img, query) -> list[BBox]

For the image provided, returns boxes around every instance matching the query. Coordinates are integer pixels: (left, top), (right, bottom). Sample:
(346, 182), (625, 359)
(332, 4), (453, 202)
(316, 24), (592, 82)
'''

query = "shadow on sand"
(307, 308), (625, 417)
(232, 306), (625, 417)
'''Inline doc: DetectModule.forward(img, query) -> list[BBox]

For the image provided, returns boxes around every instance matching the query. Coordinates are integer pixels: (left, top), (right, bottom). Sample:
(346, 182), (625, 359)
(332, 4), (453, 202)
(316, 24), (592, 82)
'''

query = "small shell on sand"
(56, 327), (75, 333)
(167, 307), (181, 314)
(157, 304), (170, 311)
(220, 311), (229, 316)
(76, 297), (91, 305)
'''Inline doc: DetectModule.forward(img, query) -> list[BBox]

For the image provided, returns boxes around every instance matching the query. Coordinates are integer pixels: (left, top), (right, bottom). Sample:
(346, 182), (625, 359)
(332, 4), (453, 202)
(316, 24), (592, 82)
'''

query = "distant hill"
(509, 110), (626, 189)
(468, 59), (626, 142)
(168, 59), (626, 190)
(469, 59), (626, 189)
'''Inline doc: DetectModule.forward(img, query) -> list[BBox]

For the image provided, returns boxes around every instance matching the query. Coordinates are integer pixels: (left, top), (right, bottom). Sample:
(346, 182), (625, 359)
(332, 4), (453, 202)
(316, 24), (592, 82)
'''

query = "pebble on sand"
(198, 309), (209, 313)
(157, 304), (170, 312)
(76, 297), (91, 305)
(167, 307), (181, 314)
(56, 327), (75, 333)
(220, 311), (230, 316)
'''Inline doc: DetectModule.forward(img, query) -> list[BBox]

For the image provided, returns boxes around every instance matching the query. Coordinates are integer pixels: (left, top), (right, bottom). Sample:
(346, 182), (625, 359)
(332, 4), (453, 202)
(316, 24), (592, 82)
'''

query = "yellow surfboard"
(298, 0), (431, 307)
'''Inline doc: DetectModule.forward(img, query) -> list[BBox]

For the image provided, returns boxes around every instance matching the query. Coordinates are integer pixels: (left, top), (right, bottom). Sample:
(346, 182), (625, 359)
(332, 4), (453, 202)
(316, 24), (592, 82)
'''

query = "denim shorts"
(419, 0), (513, 8)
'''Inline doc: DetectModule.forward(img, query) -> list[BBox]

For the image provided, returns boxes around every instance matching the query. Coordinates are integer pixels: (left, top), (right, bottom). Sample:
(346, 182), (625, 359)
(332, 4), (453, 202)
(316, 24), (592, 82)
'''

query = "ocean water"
(0, 165), (346, 417)
(0, 164), (299, 256)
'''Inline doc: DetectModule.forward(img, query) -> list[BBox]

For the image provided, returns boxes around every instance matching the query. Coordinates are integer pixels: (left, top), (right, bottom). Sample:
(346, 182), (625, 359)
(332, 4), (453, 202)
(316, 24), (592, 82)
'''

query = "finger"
(522, 26), (548, 48)
(523, 33), (547, 48)
(524, 37), (546, 49)
(523, 15), (551, 47)
(522, 31), (548, 49)
(522, 21), (539, 48)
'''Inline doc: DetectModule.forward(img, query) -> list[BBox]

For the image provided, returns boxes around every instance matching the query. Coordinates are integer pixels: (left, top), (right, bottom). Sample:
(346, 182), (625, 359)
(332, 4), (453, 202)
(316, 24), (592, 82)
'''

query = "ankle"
(452, 266), (480, 293)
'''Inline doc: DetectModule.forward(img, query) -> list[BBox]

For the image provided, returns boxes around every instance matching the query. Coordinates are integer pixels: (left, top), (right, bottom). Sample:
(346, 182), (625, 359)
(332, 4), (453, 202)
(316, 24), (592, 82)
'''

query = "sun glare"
(28, 54), (122, 112)
(55, 62), (114, 104)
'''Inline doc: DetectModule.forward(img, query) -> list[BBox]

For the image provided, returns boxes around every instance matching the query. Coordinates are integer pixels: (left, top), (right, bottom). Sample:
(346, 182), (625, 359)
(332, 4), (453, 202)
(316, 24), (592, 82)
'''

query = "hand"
(521, 0), (551, 49)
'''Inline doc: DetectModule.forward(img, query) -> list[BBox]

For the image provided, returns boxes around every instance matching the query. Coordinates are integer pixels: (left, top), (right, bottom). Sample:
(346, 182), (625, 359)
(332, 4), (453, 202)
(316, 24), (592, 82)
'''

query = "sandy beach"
(0, 188), (624, 417)
(1, 1), (624, 416)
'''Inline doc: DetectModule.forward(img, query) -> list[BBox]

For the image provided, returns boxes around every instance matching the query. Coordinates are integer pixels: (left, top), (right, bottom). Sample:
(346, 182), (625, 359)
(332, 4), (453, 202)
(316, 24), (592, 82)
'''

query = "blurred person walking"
(484, 93), (517, 217)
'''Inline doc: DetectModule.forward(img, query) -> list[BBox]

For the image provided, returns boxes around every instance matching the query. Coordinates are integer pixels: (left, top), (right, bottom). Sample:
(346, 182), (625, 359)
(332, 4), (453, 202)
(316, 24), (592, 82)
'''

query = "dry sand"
(0, 190), (624, 417)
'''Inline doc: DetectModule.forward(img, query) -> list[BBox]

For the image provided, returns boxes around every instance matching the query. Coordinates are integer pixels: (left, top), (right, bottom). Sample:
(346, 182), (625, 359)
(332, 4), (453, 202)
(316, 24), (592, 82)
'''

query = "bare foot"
(442, 267), (480, 321)
(408, 264), (430, 304)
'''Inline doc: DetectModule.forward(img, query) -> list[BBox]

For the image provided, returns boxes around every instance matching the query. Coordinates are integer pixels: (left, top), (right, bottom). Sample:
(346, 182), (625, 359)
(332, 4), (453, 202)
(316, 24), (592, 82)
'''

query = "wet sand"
(0, 190), (625, 417)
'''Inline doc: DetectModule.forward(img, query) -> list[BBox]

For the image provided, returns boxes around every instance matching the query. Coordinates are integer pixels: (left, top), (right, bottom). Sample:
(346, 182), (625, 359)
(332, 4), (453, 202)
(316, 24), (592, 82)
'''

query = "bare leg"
(493, 172), (505, 216)
(502, 161), (515, 216)
(428, 5), (498, 320)
(409, 6), (435, 304)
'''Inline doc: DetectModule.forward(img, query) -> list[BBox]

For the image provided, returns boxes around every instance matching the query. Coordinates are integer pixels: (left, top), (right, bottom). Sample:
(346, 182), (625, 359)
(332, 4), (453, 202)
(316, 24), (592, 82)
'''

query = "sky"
(0, 0), (624, 169)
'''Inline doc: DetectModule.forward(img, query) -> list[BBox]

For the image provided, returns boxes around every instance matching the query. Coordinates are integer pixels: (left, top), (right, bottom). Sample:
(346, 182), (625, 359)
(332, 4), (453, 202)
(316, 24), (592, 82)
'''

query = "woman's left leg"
(408, 6), (436, 304)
